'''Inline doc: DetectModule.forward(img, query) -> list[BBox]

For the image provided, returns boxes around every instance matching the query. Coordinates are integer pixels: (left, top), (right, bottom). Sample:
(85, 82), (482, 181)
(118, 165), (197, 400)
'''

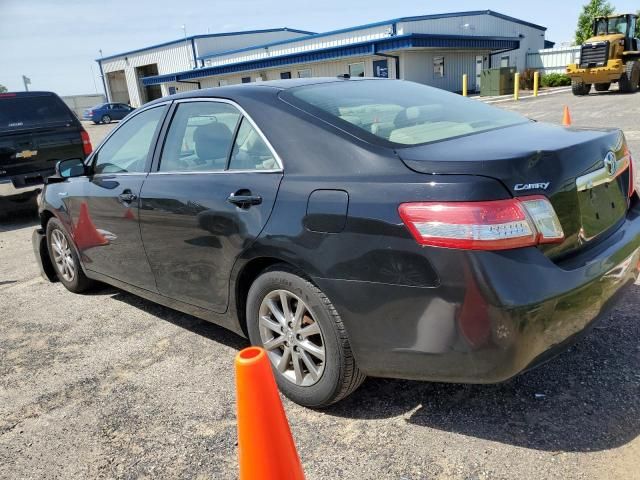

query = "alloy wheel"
(258, 289), (325, 386)
(51, 229), (76, 282)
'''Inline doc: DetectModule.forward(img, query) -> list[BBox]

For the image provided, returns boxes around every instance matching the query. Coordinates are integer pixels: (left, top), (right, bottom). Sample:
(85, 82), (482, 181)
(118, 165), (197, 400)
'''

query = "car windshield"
(0, 94), (75, 131)
(92, 103), (107, 109)
(287, 80), (528, 146)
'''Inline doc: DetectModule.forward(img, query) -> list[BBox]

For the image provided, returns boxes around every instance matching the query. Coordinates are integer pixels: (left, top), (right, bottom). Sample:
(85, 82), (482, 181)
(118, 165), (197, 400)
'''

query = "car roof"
(145, 77), (388, 106)
(1, 91), (60, 98)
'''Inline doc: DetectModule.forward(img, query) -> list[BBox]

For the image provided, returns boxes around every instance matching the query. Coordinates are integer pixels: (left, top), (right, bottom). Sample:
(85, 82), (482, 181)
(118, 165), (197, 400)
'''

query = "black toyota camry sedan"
(33, 78), (640, 407)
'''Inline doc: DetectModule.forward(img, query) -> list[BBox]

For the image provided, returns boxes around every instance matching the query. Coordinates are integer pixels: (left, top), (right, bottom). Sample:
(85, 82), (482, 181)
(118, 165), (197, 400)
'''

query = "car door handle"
(118, 192), (137, 203)
(227, 191), (262, 208)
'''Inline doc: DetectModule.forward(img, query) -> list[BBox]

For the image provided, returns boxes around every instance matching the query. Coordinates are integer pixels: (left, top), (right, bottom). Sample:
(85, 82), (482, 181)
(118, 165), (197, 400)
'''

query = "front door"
(139, 100), (283, 312)
(475, 55), (483, 92)
(75, 104), (167, 290)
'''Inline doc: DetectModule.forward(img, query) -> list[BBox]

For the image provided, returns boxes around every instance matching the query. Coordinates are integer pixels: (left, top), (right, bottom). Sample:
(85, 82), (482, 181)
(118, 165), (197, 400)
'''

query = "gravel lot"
(1, 93), (639, 480)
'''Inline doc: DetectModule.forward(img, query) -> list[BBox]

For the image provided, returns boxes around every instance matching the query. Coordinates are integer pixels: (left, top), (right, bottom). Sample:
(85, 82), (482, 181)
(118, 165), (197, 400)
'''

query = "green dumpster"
(480, 67), (516, 96)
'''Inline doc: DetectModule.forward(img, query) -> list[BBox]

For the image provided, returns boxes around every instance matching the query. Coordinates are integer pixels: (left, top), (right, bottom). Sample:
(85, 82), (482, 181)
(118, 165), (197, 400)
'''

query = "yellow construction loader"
(567, 13), (640, 95)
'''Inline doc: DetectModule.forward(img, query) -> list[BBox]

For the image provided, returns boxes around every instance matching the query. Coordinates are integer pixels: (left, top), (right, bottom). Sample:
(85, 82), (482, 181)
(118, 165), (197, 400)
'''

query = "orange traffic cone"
(74, 202), (108, 251)
(123, 207), (135, 220)
(562, 105), (572, 126)
(235, 347), (305, 480)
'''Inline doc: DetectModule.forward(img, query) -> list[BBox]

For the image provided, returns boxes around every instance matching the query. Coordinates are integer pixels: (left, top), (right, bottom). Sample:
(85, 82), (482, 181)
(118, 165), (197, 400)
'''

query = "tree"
(575, 0), (615, 45)
(0, 84), (7, 93)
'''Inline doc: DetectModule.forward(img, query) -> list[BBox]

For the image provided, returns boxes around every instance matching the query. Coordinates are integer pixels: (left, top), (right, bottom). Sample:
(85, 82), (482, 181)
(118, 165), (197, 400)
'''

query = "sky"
(1, 0), (639, 96)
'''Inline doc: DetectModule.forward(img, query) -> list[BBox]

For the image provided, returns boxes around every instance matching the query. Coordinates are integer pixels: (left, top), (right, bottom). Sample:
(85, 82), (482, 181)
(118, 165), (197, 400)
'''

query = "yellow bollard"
(533, 71), (539, 97)
(462, 74), (468, 97)
(514, 72), (520, 100)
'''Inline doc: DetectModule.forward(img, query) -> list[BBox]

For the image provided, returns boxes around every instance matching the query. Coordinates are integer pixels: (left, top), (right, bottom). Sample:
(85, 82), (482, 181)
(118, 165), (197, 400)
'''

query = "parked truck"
(0, 91), (92, 202)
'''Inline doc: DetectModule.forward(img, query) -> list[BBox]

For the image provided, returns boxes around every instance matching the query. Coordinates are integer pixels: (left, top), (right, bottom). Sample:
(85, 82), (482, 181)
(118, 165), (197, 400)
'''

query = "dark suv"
(0, 91), (92, 200)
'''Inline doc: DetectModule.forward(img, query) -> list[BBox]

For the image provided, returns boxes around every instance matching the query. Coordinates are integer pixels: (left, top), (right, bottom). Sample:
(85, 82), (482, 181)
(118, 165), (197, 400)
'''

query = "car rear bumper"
(0, 171), (51, 197)
(313, 205), (640, 383)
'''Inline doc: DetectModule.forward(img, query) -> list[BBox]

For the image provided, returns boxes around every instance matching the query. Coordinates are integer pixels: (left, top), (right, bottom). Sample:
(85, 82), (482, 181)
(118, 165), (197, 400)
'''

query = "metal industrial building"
(98, 10), (547, 106)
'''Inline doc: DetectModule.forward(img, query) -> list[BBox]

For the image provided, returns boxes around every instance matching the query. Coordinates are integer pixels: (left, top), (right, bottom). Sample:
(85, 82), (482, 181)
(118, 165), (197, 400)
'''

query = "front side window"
(159, 102), (241, 172)
(93, 106), (165, 174)
(286, 80), (528, 146)
(228, 118), (278, 170)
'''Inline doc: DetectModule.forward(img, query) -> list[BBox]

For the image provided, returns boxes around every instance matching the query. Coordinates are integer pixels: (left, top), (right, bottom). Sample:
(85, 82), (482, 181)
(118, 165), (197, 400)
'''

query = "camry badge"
(16, 149), (38, 159)
(514, 182), (550, 191)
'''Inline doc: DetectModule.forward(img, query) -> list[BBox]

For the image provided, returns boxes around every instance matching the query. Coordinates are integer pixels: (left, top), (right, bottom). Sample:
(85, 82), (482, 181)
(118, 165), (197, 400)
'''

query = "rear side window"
(159, 102), (241, 172)
(0, 94), (75, 131)
(285, 80), (528, 146)
(228, 118), (278, 171)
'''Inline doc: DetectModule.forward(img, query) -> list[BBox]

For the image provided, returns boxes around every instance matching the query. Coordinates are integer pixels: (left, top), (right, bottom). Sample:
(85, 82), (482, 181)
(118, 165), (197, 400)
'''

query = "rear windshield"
(286, 80), (528, 146)
(0, 94), (75, 131)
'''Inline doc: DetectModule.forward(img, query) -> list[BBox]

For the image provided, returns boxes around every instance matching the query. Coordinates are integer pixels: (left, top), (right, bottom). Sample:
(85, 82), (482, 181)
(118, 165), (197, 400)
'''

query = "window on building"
(218, 79), (228, 87)
(433, 56), (444, 77)
(93, 106), (165, 174)
(228, 118), (278, 171)
(500, 56), (510, 68)
(297, 69), (312, 78)
(348, 62), (365, 77)
(241, 77), (251, 84)
(159, 102), (241, 172)
(280, 72), (292, 79)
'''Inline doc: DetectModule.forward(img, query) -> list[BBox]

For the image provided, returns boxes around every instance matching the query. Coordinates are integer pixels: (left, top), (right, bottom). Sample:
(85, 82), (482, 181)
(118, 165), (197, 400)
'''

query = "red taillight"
(398, 195), (564, 250)
(80, 129), (92, 156)
(625, 144), (636, 198)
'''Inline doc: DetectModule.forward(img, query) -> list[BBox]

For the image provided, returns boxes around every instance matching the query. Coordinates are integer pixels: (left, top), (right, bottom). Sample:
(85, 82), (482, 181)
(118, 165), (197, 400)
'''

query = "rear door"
(139, 99), (283, 313)
(0, 92), (84, 186)
(113, 104), (128, 120)
(69, 104), (169, 290)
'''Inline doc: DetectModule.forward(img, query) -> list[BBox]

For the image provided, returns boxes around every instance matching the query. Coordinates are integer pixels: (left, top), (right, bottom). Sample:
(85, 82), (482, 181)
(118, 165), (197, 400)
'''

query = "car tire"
(246, 265), (365, 408)
(46, 218), (94, 293)
(619, 61), (639, 93)
(594, 82), (611, 92)
(101, 114), (111, 124)
(571, 80), (591, 96)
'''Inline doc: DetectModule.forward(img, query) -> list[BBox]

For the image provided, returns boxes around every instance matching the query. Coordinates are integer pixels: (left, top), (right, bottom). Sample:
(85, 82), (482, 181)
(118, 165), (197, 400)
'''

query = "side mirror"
(56, 158), (86, 178)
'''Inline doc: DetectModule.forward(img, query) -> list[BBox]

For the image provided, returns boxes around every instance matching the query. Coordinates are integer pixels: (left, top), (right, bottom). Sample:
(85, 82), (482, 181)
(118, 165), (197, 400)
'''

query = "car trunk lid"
(396, 122), (632, 260)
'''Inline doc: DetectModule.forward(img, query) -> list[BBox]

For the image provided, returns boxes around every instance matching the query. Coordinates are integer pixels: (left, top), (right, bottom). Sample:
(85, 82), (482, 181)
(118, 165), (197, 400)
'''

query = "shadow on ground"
(327, 285), (640, 453)
(89, 283), (248, 352)
(50, 257), (640, 454)
(0, 193), (39, 229)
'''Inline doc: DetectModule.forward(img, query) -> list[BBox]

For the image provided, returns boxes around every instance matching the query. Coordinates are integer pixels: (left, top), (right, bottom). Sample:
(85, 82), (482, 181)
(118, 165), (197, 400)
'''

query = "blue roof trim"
(97, 28), (316, 62)
(197, 9), (544, 62)
(142, 34), (519, 85)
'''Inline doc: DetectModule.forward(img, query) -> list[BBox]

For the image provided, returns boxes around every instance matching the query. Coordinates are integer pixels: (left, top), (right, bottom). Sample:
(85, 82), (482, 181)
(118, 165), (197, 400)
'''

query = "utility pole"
(22, 75), (31, 91)
(98, 49), (109, 102)
(182, 24), (192, 69)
